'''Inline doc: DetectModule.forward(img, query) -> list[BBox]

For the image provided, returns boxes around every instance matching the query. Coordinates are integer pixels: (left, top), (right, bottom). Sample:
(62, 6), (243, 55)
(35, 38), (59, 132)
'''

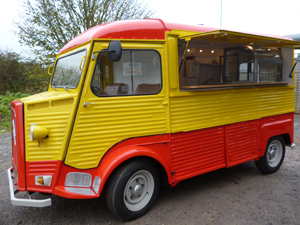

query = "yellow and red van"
(8, 19), (300, 220)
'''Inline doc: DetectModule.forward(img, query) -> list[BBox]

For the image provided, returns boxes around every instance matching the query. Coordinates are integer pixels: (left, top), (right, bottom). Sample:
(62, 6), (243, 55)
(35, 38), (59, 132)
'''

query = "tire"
(106, 159), (160, 221)
(255, 136), (285, 174)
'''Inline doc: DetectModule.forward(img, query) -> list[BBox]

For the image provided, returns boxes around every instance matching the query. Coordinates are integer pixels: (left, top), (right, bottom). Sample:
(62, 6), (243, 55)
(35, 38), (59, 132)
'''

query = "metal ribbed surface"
(65, 95), (168, 169)
(26, 161), (61, 190)
(26, 111), (72, 161)
(226, 120), (258, 167)
(170, 86), (294, 133)
(171, 126), (226, 181)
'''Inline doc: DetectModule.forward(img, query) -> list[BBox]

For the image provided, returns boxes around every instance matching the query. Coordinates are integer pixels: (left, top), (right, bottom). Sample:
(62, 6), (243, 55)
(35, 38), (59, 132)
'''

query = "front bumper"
(7, 168), (52, 207)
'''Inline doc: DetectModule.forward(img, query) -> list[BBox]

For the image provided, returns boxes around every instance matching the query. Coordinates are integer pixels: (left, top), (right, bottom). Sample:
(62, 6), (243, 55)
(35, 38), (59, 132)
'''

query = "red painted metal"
(59, 19), (218, 53)
(26, 161), (62, 193)
(171, 126), (226, 182)
(95, 134), (173, 193)
(225, 120), (259, 167)
(54, 186), (98, 199)
(259, 113), (294, 157)
(11, 100), (26, 191)
(52, 134), (172, 198)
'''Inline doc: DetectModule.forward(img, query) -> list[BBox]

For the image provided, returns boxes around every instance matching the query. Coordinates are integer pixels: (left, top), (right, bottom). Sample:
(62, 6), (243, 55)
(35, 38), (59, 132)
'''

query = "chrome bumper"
(7, 168), (52, 207)
(290, 143), (296, 149)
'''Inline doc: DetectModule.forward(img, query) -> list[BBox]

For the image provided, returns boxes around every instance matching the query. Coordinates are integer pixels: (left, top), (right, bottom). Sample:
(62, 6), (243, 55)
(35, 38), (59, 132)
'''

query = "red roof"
(59, 19), (292, 53)
(59, 19), (218, 53)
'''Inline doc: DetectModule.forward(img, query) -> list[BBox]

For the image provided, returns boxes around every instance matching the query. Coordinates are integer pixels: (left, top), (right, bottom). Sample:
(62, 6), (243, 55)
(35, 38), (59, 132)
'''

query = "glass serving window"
(256, 48), (282, 82)
(52, 50), (86, 89)
(91, 50), (162, 96)
(224, 47), (284, 84)
(224, 47), (255, 83)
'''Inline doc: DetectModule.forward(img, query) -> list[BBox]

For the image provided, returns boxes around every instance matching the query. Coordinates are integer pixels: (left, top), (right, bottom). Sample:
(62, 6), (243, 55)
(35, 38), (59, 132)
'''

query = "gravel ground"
(0, 115), (300, 225)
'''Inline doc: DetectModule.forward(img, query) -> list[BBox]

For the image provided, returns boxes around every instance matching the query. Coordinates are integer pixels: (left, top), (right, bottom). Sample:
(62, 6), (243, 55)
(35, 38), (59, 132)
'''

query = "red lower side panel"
(225, 120), (259, 167)
(171, 126), (226, 181)
(171, 113), (294, 182)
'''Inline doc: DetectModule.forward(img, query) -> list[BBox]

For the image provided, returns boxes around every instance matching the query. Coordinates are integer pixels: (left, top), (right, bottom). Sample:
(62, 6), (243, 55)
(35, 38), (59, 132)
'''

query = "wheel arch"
(260, 114), (294, 157)
(95, 146), (172, 195)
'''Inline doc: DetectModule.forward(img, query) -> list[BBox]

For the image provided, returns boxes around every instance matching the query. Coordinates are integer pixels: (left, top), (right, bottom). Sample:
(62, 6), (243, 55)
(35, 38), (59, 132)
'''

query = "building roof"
(59, 19), (293, 53)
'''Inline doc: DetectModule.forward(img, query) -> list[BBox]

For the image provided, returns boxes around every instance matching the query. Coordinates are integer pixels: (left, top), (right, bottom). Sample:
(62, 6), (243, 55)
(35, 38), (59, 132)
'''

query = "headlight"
(28, 124), (49, 141)
(65, 172), (92, 187)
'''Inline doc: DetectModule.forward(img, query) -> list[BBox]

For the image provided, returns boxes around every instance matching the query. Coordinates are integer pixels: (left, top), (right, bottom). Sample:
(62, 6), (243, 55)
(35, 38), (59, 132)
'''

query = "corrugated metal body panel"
(171, 126), (226, 181)
(26, 111), (72, 161)
(65, 95), (168, 169)
(170, 86), (294, 133)
(225, 120), (258, 167)
(295, 71), (300, 113)
(24, 93), (78, 162)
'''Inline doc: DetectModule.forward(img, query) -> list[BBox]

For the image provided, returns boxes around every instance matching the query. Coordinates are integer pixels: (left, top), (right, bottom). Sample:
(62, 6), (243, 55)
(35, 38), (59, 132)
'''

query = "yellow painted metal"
(28, 125), (48, 141)
(168, 37), (178, 89)
(21, 43), (92, 162)
(179, 30), (300, 48)
(22, 91), (78, 161)
(169, 85), (294, 133)
(48, 65), (54, 76)
(64, 42), (169, 169)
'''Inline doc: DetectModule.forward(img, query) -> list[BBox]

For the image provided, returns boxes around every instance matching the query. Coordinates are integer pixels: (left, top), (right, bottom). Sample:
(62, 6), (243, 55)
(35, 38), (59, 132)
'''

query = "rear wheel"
(255, 136), (285, 174)
(106, 159), (160, 221)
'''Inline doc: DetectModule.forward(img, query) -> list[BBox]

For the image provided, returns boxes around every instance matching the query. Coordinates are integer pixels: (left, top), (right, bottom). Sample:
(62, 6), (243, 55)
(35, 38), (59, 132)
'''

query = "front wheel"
(106, 159), (160, 221)
(255, 136), (285, 174)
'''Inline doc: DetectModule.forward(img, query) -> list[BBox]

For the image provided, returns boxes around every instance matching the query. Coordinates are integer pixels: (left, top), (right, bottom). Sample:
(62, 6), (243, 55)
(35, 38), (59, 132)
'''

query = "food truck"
(8, 19), (300, 220)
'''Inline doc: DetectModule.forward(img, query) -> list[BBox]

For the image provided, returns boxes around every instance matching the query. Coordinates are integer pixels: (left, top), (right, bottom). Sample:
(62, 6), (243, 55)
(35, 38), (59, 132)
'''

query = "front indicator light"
(28, 124), (48, 141)
(35, 175), (52, 186)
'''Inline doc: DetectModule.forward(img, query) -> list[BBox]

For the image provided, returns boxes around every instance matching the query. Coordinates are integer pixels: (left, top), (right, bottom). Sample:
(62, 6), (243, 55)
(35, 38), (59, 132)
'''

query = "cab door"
(64, 41), (169, 169)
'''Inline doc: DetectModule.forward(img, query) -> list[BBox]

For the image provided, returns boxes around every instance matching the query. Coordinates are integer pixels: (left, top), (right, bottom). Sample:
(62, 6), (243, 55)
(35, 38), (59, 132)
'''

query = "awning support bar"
(179, 39), (190, 73)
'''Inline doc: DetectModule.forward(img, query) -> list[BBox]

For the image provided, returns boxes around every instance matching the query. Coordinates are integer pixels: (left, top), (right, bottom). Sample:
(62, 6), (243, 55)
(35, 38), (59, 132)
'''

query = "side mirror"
(108, 40), (122, 62)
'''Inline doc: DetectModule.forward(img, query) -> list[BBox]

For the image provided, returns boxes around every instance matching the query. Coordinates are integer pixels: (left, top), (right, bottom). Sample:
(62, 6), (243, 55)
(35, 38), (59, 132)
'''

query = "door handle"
(84, 102), (95, 107)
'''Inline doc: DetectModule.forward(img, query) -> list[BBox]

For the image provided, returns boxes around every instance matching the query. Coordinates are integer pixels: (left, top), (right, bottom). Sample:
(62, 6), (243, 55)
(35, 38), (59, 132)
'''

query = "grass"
(0, 91), (30, 133)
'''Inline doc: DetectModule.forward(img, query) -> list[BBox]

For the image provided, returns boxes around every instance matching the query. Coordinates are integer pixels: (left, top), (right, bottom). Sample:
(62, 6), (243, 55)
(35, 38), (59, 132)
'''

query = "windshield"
(51, 50), (86, 89)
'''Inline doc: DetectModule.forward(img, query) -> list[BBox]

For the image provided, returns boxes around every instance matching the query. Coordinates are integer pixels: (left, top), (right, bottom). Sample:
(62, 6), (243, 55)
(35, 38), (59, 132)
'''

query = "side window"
(91, 50), (162, 96)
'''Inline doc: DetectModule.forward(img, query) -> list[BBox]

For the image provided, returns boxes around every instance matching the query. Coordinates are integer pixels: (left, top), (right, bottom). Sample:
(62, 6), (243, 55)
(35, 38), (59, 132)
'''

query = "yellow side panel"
(23, 92), (78, 161)
(65, 95), (168, 169)
(170, 85), (294, 133)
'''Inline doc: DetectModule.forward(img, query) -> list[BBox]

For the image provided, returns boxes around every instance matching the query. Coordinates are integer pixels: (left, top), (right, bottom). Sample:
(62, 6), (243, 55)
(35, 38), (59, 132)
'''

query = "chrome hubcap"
(133, 183), (143, 196)
(267, 140), (283, 167)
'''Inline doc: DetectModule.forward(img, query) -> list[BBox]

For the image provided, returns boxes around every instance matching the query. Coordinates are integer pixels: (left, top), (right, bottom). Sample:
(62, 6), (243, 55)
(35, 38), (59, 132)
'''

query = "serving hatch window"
(91, 50), (162, 96)
(178, 30), (295, 90)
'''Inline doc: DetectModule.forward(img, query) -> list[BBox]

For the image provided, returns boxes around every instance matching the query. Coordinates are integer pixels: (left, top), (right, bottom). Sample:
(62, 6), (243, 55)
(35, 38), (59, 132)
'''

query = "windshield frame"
(51, 48), (87, 90)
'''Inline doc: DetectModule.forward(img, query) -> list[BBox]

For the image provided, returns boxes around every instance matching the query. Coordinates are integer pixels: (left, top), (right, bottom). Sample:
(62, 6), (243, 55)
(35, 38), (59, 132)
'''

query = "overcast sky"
(1, 0), (300, 56)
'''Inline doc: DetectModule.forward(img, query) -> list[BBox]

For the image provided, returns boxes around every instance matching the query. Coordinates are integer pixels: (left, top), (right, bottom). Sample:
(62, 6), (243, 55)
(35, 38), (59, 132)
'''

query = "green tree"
(15, 0), (155, 63)
(0, 49), (48, 95)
